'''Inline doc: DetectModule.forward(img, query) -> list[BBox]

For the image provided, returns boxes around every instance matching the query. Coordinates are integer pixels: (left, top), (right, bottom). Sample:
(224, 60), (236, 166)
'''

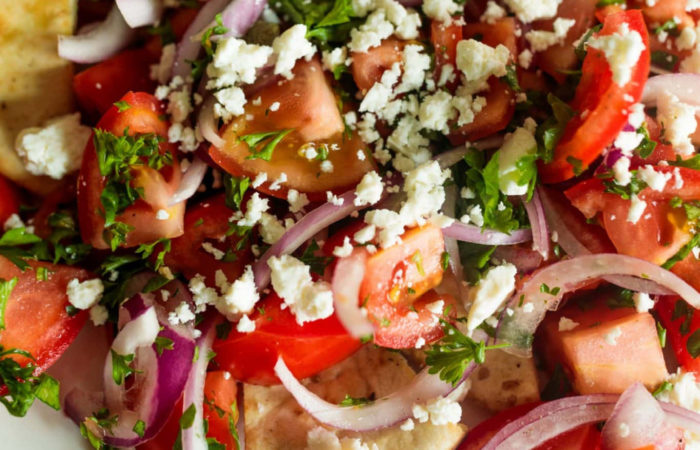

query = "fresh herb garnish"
(180, 403), (197, 429)
(536, 94), (575, 164)
(0, 346), (61, 417)
(298, 240), (333, 276)
(224, 175), (250, 211)
(241, 129), (294, 161)
(339, 394), (372, 407)
(662, 234), (700, 270)
(273, 0), (359, 46)
(0, 277), (18, 330)
(155, 336), (174, 356)
(110, 350), (135, 385)
(651, 50), (678, 71)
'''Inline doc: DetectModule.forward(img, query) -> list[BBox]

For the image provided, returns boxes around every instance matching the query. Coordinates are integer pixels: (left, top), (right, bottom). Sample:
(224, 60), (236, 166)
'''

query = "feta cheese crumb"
(66, 278), (104, 310)
(481, 1), (507, 24)
(3, 214), (24, 231)
(613, 157), (632, 186)
(656, 91), (697, 156)
(399, 418), (415, 431)
(466, 264), (517, 332)
(287, 189), (310, 213)
(272, 24), (316, 79)
(348, 9), (394, 53)
(15, 113), (91, 180)
(252, 172), (268, 188)
(354, 171), (384, 206)
(558, 316), (580, 332)
(633, 292), (655, 313)
(416, 396), (462, 425)
(220, 265), (259, 315)
(627, 194), (647, 224)
(604, 326), (622, 345)
(456, 39), (510, 82)
(637, 165), (672, 191)
(525, 18), (575, 52)
(333, 236), (354, 258)
(156, 209), (170, 221)
(522, 302), (534, 313)
(90, 305), (109, 326)
(587, 23), (645, 87)
(354, 225), (376, 244)
(422, 0), (461, 22)
(236, 314), (256, 333)
(168, 301), (195, 325)
(503, 0), (562, 23)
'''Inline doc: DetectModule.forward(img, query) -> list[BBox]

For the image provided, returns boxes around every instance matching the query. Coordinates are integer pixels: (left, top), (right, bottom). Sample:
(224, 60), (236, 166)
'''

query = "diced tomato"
(431, 20), (463, 85)
(0, 175), (19, 226)
(73, 49), (157, 122)
(203, 370), (239, 448)
(0, 257), (91, 370)
(463, 18), (518, 58)
(534, 0), (597, 82)
(77, 92), (185, 249)
(635, 0), (694, 29)
(656, 296), (700, 376)
(212, 293), (361, 385)
(539, 292), (667, 395)
(539, 10), (650, 184)
(164, 194), (252, 287)
(351, 38), (405, 94)
(210, 59), (374, 202)
(595, 4), (625, 23)
(460, 401), (602, 449)
(358, 225), (454, 348)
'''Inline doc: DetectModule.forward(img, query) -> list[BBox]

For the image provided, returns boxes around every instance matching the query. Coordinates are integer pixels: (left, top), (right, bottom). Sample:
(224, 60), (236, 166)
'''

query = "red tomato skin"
(73, 49), (157, 122)
(203, 371), (239, 448)
(0, 257), (91, 371)
(212, 294), (361, 385)
(77, 92), (184, 249)
(431, 20), (463, 88)
(539, 10), (650, 184)
(0, 176), (19, 226)
(656, 296), (700, 376)
(351, 38), (405, 94)
(164, 194), (252, 287)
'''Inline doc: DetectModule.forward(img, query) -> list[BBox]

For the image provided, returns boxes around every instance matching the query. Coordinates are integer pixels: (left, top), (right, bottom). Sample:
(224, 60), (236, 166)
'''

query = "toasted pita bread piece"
(0, 0), (76, 194)
(467, 349), (540, 412)
(244, 345), (467, 450)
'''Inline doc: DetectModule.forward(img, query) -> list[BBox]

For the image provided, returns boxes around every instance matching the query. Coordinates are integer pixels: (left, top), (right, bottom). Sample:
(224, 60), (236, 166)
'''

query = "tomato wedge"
(210, 59), (374, 202)
(164, 194), (252, 287)
(351, 38), (405, 94)
(77, 92), (185, 249)
(203, 370), (239, 448)
(212, 293), (361, 385)
(656, 296), (700, 377)
(539, 10), (650, 184)
(0, 257), (92, 370)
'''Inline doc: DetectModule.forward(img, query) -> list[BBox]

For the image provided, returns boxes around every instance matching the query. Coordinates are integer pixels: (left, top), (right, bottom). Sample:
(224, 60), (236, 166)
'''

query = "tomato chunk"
(210, 59), (374, 202)
(351, 38), (404, 94)
(212, 294), (361, 385)
(77, 92), (185, 249)
(656, 296), (700, 377)
(203, 370), (239, 448)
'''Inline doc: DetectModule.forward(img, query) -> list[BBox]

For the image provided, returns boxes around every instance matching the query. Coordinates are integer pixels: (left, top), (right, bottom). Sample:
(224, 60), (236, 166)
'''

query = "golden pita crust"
(0, 0), (76, 194)
(244, 346), (467, 450)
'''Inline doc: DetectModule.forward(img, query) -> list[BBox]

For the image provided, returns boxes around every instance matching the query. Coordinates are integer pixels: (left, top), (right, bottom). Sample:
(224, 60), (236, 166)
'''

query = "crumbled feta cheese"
(333, 236), (354, 258)
(89, 305), (109, 326)
(418, 90), (457, 134)
(207, 38), (272, 89)
(426, 300), (444, 315)
(627, 194), (647, 224)
(320, 160), (334, 173)
(396, 44), (431, 94)
(415, 337), (426, 349)
(269, 172), (287, 190)
(188, 274), (219, 311)
(156, 209), (170, 221)
(481, 1), (507, 24)
(673, 167), (685, 189)
(637, 165), (672, 191)
(456, 39), (510, 82)
(238, 192), (269, 227)
(15, 113), (91, 180)
(656, 91), (697, 156)
(259, 212), (287, 244)
(466, 264), (517, 332)
(558, 316), (580, 332)
(236, 314), (256, 333)
(220, 265), (259, 315)
(354, 171), (384, 206)
(525, 18), (575, 52)
(202, 242), (225, 260)
(271, 24), (316, 79)
(269, 101), (280, 112)
(322, 47), (348, 73)
(168, 301), (195, 325)
(468, 204), (484, 227)
(326, 191), (345, 206)
(354, 225), (376, 244)
(587, 23), (645, 87)
(214, 86), (247, 121)
(503, 0), (562, 23)
(522, 302), (534, 313)
(287, 189), (310, 213)
(633, 292), (654, 313)
(416, 396), (462, 425)
(604, 326), (622, 345)
(614, 131), (644, 155)
(306, 427), (340, 450)
(3, 214), (24, 231)
(400, 418), (415, 431)
(613, 157), (632, 186)
(497, 127), (538, 196)
(252, 172), (268, 188)
(66, 278), (104, 310)
(150, 43), (176, 84)
(422, 0), (461, 22)
(348, 9), (394, 53)
(518, 49), (533, 69)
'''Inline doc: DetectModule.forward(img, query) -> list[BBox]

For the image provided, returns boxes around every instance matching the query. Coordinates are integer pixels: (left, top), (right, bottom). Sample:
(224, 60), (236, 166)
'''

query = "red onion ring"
(442, 185), (466, 298)
(498, 254), (700, 356)
(253, 190), (363, 289)
(331, 249), (375, 339)
(522, 190), (549, 259)
(538, 186), (673, 296)
(58, 5), (134, 64)
(115, 0), (162, 28)
(181, 319), (217, 450)
(441, 223), (532, 246)
(220, 0), (268, 37)
(198, 96), (226, 148)
(274, 357), (475, 431)
(642, 73), (700, 107)
(169, 158), (209, 206)
(601, 383), (667, 449)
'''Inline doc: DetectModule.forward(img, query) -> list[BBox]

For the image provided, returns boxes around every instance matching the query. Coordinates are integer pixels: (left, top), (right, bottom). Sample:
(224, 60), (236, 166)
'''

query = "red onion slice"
(169, 158), (209, 206)
(181, 319), (217, 450)
(115, 0), (162, 28)
(253, 190), (362, 289)
(220, 0), (268, 37)
(441, 223), (532, 246)
(332, 250), (375, 338)
(434, 136), (505, 169)
(498, 254), (700, 356)
(442, 186), (466, 299)
(642, 73), (700, 107)
(198, 96), (226, 148)
(522, 190), (549, 259)
(58, 5), (134, 64)
(660, 401), (700, 435)
(274, 357), (474, 431)
(601, 383), (667, 449)
(538, 186), (673, 295)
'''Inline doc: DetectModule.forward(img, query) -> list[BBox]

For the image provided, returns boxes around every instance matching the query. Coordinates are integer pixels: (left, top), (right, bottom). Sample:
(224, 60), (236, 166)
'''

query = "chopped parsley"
(662, 234), (700, 270)
(241, 129), (294, 161)
(0, 346), (61, 417)
(536, 94), (575, 164)
(155, 336), (174, 356)
(273, 0), (359, 46)
(110, 350), (135, 385)
(651, 50), (678, 71)
(298, 240), (333, 276)
(224, 175), (251, 211)
(0, 227), (42, 270)
(0, 277), (18, 330)
(339, 394), (372, 407)
(180, 403), (197, 429)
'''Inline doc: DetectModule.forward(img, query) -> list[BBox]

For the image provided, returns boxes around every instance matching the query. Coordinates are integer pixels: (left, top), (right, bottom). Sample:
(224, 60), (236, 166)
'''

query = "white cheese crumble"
(252, 172), (268, 188)
(604, 326), (622, 346)
(627, 194), (647, 224)
(238, 192), (270, 227)
(236, 314), (256, 333)
(220, 265), (259, 315)
(525, 18), (575, 52)
(15, 113), (91, 180)
(587, 23), (645, 87)
(354, 224), (376, 244)
(90, 305), (109, 326)
(333, 236), (354, 258)
(466, 264), (517, 332)
(354, 171), (384, 206)
(168, 301), (195, 325)
(481, 1), (507, 24)
(422, 0), (461, 22)
(633, 292), (655, 313)
(503, 0), (562, 23)
(3, 214), (24, 231)
(637, 165), (672, 192)
(412, 396), (462, 425)
(612, 157), (632, 187)
(272, 24), (317, 79)
(558, 316), (580, 332)
(656, 91), (697, 156)
(456, 39), (510, 82)
(322, 47), (348, 73)
(156, 209), (170, 221)
(287, 189), (310, 213)
(348, 9), (394, 52)
(66, 278), (104, 310)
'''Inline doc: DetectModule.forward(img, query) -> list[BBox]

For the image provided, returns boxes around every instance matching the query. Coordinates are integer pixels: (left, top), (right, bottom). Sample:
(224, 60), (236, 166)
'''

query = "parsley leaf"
(635, 123), (657, 159)
(339, 394), (372, 407)
(133, 420), (146, 438)
(670, 154), (700, 170)
(298, 240), (333, 276)
(224, 175), (251, 211)
(180, 403), (197, 429)
(651, 50), (678, 71)
(662, 233), (700, 270)
(536, 94), (575, 164)
(499, 63), (521, 92)
(110, 350), (135, 385)
(113, 101), (131, 112)
(0, 277), (18, 330)
(273, 0), (359, 45)
(0, 347), (61, 417)
(425, 320), (507, 386)
(241, 129), (294, 161)
(155, 336), (174, 356)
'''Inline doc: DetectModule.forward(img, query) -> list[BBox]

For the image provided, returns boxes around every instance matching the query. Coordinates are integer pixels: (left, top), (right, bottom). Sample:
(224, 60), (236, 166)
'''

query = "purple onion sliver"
(58, 5), (134, 64)
(441, 222), (532, 246)
(169, 157), (209, 206)
(220, 0), (268, 37)
(198, 96), (226, 148)
(642, 73), (700, 107)
(115, 0), (162, 28)
(522, 190), (550, 259)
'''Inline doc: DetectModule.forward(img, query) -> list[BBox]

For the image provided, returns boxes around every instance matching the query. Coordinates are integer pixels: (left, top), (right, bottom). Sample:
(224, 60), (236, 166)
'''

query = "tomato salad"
(5, 0), (700, 448)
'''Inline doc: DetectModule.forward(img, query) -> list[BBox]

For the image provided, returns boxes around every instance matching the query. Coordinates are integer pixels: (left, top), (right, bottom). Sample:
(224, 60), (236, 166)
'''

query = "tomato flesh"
(351, 38), (404, 94)
(77, 92), (185, 249)
(203, 370), (239, 448)
(656, 296), (700, 376)
(210, 59), (374, 202)
(212, 294), (361, 385)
